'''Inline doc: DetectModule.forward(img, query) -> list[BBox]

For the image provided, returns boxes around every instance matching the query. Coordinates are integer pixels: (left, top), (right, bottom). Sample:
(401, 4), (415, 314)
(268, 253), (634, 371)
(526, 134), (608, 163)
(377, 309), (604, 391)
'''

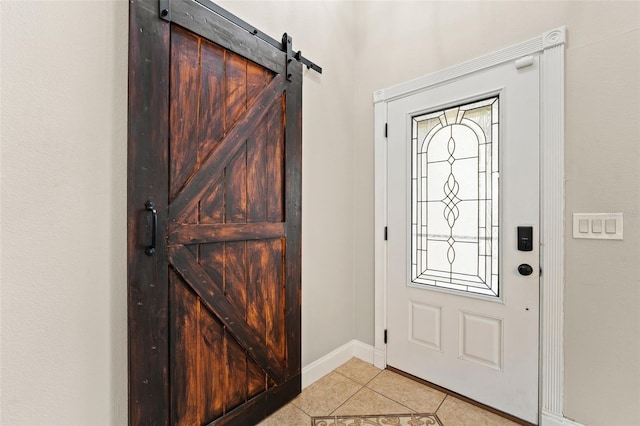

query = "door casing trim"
(373, 27), (566, 426)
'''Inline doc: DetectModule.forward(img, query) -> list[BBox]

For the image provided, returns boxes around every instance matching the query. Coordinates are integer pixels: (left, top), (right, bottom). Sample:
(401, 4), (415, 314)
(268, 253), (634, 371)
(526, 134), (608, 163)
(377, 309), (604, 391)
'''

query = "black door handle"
(518, 264), (533, 276)
(145, 200), (157, 256)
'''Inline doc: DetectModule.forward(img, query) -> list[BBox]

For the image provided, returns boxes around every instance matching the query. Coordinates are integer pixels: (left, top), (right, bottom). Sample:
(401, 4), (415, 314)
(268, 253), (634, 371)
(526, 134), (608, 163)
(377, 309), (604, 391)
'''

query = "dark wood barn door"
(128, 1), (302, 424)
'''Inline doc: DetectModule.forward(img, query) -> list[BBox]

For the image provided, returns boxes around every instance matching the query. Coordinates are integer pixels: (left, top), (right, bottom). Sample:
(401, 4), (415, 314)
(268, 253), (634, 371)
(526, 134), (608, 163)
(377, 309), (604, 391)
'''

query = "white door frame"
(373, 27), (566, 426)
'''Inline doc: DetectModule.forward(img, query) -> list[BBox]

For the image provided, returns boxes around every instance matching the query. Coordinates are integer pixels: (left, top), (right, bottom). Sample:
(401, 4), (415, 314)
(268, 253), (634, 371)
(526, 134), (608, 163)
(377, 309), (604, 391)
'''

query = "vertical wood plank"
(186, 243), (199, 259)
(200, 307), (225, 422)
(224, 333), (248, 413)
(265, 238), (285, 363)
(170, 27), (201, 201)
(225, 53), (247, 133)
(247, 359), (267, 399)
(198, 39), (225, 163)
(246, 64), (272, 223)
(246, 61), (271, 108)
(247, 241), (266, 344)
(225, 146), (247, 223)
(246, 121), (267, 223)
(284, 62), (303, 381)
(183, 203), (199, 225)
(170, 270), (200, 426)
(199, 173), (225, 224)
(128, 2), (170, 424)
(266, 98), (285, 222)
(199, 242), (225, 292)
(225, 241), (247, 320)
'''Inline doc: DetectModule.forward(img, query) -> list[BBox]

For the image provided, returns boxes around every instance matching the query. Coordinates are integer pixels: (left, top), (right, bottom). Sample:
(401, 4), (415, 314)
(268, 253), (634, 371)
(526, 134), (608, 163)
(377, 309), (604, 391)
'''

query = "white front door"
(386, 57), (540, 423)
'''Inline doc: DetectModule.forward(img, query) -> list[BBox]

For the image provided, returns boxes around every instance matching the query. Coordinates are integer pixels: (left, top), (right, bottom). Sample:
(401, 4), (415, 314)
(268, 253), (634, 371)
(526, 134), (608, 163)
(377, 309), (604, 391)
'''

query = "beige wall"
(1, 1), (129, 424)
(0, 0), (356, 423)
(1, 1), (638, 425)
(352, 2), (640, 425)
(564, 18), (640, 425)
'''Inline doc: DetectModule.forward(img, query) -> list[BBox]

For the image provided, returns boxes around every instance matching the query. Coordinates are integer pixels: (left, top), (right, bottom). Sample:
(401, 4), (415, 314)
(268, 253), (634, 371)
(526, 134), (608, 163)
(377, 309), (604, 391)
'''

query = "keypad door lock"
(518, 226), (533, 251)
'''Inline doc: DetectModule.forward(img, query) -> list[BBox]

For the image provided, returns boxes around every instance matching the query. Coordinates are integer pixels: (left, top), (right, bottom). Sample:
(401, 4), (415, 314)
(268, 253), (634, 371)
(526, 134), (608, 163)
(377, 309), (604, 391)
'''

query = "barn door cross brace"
(158, 0), (323, 76)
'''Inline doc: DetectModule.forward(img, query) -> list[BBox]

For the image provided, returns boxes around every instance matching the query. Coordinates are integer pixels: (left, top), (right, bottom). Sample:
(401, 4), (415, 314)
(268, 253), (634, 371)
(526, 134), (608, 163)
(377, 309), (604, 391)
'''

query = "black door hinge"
(385, 123), (388, 138)
(384, 226), (388, 241)
(384, 329), (388, 344)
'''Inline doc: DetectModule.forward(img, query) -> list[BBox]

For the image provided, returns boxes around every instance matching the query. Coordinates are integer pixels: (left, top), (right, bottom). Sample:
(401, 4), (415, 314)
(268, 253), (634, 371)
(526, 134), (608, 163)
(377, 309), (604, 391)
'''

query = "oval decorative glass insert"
(411, 97), (499, 297)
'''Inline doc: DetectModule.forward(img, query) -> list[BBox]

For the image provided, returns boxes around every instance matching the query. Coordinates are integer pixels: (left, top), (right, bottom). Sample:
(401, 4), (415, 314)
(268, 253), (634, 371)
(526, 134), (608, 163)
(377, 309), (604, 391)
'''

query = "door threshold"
(386, 366), (535, 426)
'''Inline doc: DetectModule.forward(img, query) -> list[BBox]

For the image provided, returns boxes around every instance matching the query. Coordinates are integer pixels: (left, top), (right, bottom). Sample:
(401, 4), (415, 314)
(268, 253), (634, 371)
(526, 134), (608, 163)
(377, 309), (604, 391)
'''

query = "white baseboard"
(541, 410), (585, 426)
(352, 340), (375, 363)
(301, 339), (375, 389)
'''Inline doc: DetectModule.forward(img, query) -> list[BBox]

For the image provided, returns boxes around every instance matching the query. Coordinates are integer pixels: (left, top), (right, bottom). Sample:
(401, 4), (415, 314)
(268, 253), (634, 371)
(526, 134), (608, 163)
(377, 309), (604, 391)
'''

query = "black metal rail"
(174, 0), (323, 74)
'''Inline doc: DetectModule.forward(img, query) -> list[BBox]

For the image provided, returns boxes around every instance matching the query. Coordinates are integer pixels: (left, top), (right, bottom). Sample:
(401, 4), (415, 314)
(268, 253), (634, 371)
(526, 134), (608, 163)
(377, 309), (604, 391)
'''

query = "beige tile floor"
(259, 357), (522, 426)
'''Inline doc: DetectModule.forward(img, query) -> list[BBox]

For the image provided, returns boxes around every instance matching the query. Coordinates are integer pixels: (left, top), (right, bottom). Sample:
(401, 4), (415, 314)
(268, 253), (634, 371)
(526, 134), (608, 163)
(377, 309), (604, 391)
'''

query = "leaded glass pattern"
(411, 97), (499, 297)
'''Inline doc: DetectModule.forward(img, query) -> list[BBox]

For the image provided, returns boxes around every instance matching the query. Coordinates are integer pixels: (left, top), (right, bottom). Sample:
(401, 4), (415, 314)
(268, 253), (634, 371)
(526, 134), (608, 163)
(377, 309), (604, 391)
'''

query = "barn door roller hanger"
(158, 0), (322, 80)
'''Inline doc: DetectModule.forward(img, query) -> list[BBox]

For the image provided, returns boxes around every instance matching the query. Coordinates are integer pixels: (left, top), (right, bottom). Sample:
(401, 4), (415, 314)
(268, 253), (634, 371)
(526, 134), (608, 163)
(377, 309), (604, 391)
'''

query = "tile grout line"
(330, 367), (417, 416)
(333, 366), (384, 387)
(363, 371), (445, 415)
(290, 399), (308, 417)
(290, 390), (317, 418)
(327, 385), (366, 416)
(363, 383), (419, 415)
(328, 365), (388, 416)
(291, 362), (450, 422)
(294, 371), (363, 418)
(322, 364), (388, 418)
(435, 394), (448, 415)
(292, 365), (443, 421)
(338, 373), (378, 387)
(329, 371), (369, 415)
(335, 367), (441, 416)
(385, 366), (528, 425)
(289, 400), (313, 419)
(433, 393), (449, 426)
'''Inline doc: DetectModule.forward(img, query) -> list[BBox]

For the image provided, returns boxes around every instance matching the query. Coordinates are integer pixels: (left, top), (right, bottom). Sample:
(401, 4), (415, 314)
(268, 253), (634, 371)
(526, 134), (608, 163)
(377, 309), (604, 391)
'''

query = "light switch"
(578, 219), (589, 233)
(573, 213), (623, 240)
(592, 219), (602, 233)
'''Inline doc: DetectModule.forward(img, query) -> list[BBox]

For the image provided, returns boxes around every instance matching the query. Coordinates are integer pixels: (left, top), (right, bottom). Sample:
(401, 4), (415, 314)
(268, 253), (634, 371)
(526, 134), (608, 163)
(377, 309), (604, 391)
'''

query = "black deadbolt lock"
(518, 264), (534, 276)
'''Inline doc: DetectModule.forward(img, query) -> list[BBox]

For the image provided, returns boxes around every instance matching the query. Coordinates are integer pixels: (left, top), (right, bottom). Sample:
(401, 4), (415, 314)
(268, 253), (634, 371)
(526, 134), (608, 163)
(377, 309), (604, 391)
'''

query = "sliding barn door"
(128, 1), (302, 424)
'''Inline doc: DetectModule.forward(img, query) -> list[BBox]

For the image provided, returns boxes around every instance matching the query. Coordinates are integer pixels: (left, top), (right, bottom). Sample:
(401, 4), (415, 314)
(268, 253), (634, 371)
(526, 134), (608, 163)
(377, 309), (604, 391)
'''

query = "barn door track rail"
(158, 0), (323, 78)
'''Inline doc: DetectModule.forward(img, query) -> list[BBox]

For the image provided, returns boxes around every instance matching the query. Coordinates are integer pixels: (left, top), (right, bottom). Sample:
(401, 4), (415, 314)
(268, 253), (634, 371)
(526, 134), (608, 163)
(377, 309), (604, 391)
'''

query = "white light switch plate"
(572, 213), (623, 240)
